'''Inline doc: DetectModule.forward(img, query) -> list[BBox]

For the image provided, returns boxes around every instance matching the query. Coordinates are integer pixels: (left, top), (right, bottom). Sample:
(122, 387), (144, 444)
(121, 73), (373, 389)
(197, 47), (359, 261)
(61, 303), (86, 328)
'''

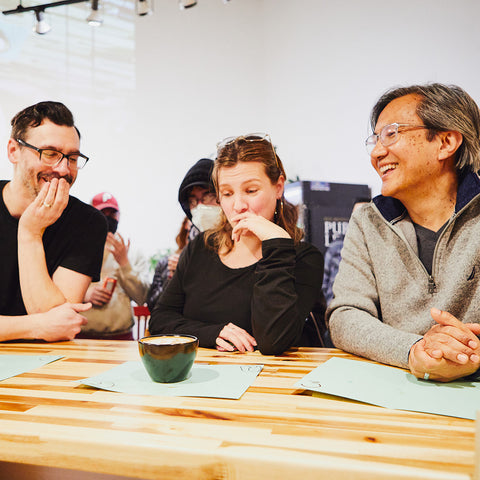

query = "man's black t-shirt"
(0, 180), (107, 316)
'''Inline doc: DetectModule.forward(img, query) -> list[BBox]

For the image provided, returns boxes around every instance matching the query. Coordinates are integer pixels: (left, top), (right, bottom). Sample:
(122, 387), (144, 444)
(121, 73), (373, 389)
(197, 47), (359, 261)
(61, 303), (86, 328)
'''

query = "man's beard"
(22, 168), (74, 198)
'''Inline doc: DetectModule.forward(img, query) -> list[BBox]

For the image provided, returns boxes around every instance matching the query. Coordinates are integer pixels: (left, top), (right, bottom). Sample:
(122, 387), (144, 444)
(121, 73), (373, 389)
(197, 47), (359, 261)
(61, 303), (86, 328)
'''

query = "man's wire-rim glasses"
(365, 123), (428, 155)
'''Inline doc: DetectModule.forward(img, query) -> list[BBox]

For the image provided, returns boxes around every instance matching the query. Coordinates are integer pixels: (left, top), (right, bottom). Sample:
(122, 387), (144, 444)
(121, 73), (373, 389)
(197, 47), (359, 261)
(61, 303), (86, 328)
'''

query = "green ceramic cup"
(138, 334), (198, 383)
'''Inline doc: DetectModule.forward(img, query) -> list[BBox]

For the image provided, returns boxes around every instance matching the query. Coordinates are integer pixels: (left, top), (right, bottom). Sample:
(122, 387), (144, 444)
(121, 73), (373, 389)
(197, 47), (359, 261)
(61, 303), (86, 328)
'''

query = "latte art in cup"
(141, 336), (193, 345)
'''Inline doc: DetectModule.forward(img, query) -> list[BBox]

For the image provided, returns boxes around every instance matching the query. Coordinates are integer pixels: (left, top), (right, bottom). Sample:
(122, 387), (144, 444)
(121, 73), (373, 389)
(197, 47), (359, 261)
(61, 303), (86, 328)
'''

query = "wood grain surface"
(0, 340), (475, 479)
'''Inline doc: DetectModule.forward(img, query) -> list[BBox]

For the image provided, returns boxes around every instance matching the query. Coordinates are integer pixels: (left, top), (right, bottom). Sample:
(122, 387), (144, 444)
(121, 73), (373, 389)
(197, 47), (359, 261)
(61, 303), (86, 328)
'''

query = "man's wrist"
(17, 224), (44, 242)
(27, 312), (44, 340)
(407, 338), (422, 366)
(462, 366), (480, 381)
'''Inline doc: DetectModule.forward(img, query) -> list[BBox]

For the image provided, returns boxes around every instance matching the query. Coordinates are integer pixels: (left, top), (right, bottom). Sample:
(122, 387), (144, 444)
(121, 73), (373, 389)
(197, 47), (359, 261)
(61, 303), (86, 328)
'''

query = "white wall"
(262, 0), (480, 186)
(1, 0), (480, 260)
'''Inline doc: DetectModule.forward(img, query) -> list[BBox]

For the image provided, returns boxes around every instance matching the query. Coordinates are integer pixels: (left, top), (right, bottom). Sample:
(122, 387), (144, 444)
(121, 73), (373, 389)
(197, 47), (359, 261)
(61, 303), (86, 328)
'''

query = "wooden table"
(0, 340), (475, 480)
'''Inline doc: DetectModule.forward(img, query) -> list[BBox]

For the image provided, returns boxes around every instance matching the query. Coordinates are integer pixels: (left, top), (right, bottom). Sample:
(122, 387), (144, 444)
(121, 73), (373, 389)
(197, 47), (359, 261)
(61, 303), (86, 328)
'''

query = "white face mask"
(190, 204), (223, 232)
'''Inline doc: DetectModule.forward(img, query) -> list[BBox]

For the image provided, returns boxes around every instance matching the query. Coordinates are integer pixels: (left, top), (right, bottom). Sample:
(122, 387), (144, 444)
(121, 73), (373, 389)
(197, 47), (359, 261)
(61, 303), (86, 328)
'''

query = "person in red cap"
(80, 192), (150, 339)
(0, 101), (107, 342)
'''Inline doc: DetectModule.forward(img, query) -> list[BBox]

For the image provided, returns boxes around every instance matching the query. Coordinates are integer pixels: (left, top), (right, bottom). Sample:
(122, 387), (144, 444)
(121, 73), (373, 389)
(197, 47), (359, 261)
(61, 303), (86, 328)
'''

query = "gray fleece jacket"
(328, 171), (480, 369)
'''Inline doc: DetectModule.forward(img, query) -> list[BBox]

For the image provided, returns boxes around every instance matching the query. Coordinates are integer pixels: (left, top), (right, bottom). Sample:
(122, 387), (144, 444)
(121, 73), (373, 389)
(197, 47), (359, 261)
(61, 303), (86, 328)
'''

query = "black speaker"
(284, 181), (371, 255)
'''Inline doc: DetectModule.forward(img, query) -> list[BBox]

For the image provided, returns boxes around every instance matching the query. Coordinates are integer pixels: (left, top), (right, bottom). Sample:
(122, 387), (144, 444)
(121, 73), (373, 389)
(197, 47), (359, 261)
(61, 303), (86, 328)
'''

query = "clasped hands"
(409, 308), (480, 382)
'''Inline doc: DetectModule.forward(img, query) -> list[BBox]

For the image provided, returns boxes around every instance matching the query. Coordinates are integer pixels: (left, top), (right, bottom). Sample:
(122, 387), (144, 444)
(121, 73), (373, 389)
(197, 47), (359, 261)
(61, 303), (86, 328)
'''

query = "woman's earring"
(280, 198), (284, 215)
(274, 198), (283, 223)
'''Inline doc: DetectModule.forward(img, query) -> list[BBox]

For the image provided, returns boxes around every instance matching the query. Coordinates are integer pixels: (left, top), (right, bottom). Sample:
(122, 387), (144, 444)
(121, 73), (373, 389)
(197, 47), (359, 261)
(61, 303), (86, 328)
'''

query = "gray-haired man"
(329, 83), (480, 382)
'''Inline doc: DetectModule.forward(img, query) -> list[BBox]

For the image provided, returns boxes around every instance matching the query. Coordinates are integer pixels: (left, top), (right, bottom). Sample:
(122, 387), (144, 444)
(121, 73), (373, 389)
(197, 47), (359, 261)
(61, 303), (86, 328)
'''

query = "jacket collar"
(372, 170), (480, 223)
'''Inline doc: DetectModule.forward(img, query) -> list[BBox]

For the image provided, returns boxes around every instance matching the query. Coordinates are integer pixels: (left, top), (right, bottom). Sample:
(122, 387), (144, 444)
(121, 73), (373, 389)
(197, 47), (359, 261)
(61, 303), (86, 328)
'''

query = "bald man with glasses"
(328, 83), (480, 383)
(0, 101), (107, 342)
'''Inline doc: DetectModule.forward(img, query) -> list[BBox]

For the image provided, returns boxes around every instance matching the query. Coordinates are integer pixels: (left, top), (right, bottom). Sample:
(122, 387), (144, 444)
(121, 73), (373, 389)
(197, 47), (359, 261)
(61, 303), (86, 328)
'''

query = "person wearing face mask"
(149, 137), (325, 355)
(178, 158), (222, 234)
(146, 159), (220, 311)
(80, 192), (150, 339)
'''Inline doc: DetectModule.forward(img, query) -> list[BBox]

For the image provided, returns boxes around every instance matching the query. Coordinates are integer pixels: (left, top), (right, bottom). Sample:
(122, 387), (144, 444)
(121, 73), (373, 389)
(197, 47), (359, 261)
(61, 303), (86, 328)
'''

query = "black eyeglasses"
(188, 191), (217, 208)
(16, 138), (89, 170)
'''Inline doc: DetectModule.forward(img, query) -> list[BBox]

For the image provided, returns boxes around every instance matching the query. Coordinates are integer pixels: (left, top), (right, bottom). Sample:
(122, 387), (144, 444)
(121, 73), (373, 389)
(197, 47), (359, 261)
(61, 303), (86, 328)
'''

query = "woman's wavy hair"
(175, 216), (191, 252)
(204, 135), (303, 254)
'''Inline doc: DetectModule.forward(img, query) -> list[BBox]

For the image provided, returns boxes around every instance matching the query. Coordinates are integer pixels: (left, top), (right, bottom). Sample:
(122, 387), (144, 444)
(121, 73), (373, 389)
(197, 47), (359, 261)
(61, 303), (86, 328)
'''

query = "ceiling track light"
(2, 0), (103, 34)
(86, 0), (103, 26)
(178, 0), (197, 10)
(2, 0), (154, 30)
(34, 9), (51, 34)
(136, 0), (153, 16)
(2, 0), (89, 16)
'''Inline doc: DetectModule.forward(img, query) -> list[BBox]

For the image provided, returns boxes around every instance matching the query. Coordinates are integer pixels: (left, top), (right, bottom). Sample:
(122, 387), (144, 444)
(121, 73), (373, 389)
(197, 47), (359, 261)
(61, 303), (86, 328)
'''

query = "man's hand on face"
(18, 178), (70, 238)
(409, 308), (480, 382)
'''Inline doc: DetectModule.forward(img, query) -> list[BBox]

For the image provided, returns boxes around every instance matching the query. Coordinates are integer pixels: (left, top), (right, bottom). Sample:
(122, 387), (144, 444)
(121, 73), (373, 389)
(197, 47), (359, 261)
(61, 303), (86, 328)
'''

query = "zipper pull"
(428, 276), (437, 294)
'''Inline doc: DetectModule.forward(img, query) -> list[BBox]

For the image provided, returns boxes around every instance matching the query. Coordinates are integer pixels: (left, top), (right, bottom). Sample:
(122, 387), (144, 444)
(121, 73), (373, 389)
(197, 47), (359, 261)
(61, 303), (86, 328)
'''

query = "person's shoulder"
(346, 201), (385, 235)
(177, 233), (214, 272)
(63, 196), (107, 240)
(186, 231), (201, 246)
(292, 241), (324, 280)
(186, 232), (210, 255)
(67, 196), (106, 223)
(66, 195), (92, 212)
(295, 240), (323, 264)
(295, 240), (320, 254)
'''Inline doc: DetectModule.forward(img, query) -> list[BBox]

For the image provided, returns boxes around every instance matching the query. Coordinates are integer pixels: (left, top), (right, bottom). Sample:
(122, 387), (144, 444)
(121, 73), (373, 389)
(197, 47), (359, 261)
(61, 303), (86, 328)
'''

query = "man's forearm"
(0, 313), (42, 341)
(17, 230), (66, 314)
(0, 302), (91, 342)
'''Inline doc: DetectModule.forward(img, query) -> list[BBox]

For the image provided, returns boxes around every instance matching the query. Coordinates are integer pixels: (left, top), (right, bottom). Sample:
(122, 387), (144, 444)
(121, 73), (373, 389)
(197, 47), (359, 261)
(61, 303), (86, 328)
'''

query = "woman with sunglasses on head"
(149, 134), (325, 355)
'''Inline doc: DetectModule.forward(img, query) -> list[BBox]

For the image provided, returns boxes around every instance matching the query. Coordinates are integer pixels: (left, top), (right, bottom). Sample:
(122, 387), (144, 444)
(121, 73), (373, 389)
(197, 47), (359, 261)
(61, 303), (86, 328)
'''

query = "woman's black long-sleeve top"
(149, 234), (324, 355)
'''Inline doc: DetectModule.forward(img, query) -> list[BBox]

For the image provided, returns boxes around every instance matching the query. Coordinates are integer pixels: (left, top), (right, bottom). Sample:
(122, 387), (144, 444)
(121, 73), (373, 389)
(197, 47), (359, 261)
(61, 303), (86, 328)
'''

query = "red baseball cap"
(91, 192), (119, 211)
